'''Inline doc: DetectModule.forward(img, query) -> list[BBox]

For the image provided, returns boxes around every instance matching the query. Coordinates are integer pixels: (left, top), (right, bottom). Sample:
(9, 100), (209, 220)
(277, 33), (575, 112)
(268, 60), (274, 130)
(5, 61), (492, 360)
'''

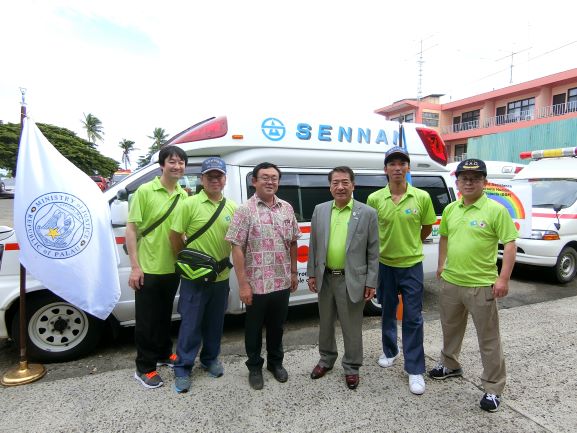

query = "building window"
(507, 97), (535, 122)
(390, 113), (414, 123)
(461, 110), (480, 130)
(568, 87), (577, 112)
(422, 112), (439, 127)
(454, 144), (467, 161)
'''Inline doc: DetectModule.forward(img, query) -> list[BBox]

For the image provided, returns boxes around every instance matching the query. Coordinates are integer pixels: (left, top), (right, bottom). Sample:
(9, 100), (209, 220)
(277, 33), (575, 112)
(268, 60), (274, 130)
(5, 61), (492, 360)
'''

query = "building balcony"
(441, 101), (577, 136)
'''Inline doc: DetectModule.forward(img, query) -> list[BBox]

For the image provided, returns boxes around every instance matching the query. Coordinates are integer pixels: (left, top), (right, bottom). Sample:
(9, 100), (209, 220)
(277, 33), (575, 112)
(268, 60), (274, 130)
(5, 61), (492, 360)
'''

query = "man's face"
(384, 158), (410, 182)
(329, 171), (354, 204)
(252, 167), (280, 199)
(160, 154), (186, 181)
(201, 170), (226, 195)
(456, 172), (487, 200)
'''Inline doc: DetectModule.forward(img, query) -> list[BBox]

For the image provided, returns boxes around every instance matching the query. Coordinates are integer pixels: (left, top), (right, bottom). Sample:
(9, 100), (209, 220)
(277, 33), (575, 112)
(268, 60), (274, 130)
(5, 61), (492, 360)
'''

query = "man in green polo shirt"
(169, 157), (237, 394)
(429, 158), (518, 413)
(307, 166), (379, 390)
(366, 146), (436, 395)
(126, 145), (189, 389)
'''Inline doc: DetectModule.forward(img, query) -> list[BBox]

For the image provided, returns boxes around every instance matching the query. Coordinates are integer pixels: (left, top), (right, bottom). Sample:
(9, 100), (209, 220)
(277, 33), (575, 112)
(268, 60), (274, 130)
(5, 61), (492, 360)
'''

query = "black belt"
(325, 268), (345, 276)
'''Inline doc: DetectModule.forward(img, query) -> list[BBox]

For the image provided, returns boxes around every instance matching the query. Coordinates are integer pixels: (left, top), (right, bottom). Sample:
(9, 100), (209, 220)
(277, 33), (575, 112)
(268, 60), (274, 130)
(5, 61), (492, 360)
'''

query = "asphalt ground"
(0, 297), (575, 433)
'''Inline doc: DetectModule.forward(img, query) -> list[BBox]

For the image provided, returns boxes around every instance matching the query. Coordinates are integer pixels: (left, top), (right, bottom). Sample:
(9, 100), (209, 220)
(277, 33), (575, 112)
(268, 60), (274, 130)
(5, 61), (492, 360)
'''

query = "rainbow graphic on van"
(483, 182), (526, 219)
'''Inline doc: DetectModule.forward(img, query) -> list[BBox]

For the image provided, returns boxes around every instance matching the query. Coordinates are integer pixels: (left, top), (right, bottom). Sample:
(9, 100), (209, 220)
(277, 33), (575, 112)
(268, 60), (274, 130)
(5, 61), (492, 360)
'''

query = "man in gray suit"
(307, 166), (379, 390)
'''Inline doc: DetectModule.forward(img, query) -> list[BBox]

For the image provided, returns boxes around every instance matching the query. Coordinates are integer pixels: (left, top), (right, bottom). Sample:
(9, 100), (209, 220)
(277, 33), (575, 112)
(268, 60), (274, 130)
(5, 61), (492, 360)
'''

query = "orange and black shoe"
(134, 370), (163, 389)
(157, 353), (178, 368)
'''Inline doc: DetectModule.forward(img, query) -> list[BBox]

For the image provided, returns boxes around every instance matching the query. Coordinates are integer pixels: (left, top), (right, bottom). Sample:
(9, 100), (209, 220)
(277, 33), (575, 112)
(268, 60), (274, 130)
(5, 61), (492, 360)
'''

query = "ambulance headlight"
(530, 230), (560, 241)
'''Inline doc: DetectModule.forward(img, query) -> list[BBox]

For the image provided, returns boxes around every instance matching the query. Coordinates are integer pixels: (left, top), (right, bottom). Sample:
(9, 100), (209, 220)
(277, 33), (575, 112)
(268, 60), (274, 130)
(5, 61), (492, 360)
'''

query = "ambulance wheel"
(364, 295), (382, 316)
(553, 247), (577, 284)
(11, 292), (104, 362)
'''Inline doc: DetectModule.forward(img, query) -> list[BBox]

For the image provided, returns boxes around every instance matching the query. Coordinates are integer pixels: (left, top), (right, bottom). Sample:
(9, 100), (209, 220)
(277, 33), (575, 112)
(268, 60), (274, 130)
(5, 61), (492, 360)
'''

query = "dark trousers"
(378, 262), (425, 375)
(174, 278), (230, 377)
(245, 288), (290, 371)
(134, 272), (180, 374)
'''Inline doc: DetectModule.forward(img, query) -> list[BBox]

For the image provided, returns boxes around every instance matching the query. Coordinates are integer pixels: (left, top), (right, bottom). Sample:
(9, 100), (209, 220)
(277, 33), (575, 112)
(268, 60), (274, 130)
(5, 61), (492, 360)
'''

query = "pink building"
(375, 68), (577, 162)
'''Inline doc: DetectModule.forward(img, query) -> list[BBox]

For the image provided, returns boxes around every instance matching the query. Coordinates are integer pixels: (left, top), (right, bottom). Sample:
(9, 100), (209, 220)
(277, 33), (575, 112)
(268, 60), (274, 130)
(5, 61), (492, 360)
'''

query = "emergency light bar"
(519, 147), (577, 160)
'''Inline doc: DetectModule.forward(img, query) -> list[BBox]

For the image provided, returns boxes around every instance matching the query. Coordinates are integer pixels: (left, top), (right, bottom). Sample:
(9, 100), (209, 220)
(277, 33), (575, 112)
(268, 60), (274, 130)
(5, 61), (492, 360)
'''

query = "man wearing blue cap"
(169, 156), (237, 393)
(367, 146), (436, 395)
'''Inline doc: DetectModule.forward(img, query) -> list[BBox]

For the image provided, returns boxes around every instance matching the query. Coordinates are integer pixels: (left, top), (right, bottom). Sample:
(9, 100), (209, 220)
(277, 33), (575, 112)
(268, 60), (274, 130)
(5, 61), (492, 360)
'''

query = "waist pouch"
(175, 248), (232, 283)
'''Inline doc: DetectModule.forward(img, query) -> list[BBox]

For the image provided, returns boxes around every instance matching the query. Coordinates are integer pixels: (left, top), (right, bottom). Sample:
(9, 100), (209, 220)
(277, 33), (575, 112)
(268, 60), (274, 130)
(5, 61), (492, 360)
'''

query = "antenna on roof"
(495, 47), (531, 84)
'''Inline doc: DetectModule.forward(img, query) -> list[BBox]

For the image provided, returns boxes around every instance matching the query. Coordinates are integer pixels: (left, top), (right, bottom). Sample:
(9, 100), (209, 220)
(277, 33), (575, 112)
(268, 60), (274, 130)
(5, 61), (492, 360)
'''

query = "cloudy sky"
(1, 0), (575, 167)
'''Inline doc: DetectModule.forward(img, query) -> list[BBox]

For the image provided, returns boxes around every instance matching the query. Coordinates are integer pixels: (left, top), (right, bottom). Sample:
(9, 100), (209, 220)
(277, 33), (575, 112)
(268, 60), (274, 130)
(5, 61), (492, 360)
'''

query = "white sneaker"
(409, 374), (425, 395)
(377, 353), (398, 368)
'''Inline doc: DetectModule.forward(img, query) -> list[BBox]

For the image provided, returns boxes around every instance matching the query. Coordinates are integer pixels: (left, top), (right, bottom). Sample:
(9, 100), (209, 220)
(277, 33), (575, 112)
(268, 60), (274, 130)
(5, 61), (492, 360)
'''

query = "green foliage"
(138, 127), (170, 168)
(0, 123), (19, 175)
(119, 139), (136, 169)
(81, 113), (104, 144)
(0, 122), (118, 177)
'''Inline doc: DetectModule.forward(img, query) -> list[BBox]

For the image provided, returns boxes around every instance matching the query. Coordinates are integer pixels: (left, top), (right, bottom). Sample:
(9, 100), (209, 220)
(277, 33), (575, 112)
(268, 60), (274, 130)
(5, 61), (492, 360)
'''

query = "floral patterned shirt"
(225, 194), (301, 294)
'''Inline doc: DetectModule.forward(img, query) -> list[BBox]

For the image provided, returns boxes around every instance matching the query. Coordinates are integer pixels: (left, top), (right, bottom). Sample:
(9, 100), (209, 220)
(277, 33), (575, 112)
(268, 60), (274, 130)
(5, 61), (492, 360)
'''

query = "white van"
(446, 161), (525, 180)
(503, 147), (577, 283)
(0, 114), (455, 361)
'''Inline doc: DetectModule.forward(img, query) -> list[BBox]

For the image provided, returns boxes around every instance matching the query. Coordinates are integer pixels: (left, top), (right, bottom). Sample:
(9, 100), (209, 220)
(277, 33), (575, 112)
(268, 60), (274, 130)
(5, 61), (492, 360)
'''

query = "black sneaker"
(156, 353), (177, 368)
(480, 393), (501, 412)
(248, 370), (264, 390)
(428, 363), (463, 380)
(134, 371), (163, 389)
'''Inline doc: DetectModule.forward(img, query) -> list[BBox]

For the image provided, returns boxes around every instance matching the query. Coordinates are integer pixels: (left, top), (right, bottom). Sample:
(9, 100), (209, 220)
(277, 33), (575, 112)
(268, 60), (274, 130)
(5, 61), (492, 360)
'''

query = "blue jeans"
(173, 278), (230, 377)
(378, 262), (425, 375)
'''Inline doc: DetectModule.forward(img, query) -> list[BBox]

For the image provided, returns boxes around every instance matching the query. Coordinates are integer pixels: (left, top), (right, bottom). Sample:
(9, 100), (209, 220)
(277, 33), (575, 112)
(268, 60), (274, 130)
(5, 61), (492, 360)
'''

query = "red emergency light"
(415, 127), (448, 166)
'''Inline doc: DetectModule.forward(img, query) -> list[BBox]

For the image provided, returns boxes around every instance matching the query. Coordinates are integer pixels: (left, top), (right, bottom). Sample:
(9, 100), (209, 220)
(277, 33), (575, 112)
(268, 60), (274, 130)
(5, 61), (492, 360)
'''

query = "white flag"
(14, 118), (120, 320)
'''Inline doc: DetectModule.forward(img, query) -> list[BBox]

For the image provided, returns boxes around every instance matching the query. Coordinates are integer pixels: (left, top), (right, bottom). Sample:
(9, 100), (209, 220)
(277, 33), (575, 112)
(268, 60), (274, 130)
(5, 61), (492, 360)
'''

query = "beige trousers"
(439, 279), (506, 395)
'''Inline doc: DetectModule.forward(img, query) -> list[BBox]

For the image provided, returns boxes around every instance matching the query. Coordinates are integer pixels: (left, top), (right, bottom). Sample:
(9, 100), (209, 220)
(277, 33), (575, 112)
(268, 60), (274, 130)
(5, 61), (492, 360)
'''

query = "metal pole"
(1, 88), (46, 386)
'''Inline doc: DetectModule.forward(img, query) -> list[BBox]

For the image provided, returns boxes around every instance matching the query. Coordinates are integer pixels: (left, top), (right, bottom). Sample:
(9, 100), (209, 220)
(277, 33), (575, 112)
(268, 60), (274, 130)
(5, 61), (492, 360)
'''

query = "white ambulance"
(504, 147), (577, 283)
(0, 114), (455, 361)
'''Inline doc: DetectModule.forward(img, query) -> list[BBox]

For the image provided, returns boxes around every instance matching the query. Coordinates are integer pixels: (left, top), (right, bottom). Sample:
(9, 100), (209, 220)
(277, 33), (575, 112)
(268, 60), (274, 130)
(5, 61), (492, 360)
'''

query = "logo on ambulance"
(24, 193), (93, 259)
(261, 118), (286, 141)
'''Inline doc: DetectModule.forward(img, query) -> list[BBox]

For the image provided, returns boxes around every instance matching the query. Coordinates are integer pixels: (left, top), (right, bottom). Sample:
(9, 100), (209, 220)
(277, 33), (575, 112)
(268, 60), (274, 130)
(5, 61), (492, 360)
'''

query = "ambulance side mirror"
(116, 188), (128, 201)
(553, 204), (564, 230)
(110, 190), (129, 226)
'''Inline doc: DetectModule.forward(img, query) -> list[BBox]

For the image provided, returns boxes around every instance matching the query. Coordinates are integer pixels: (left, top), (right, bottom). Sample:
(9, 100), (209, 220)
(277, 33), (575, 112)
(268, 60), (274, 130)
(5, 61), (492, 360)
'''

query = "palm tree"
(81, 113), (104, 145)
(118, 139), (136, 169)
(147, 127), (169, 153)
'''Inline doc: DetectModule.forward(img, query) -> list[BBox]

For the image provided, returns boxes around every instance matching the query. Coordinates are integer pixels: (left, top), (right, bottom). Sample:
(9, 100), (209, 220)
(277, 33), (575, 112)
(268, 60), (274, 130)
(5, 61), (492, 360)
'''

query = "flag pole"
(1, 88), (46, 386)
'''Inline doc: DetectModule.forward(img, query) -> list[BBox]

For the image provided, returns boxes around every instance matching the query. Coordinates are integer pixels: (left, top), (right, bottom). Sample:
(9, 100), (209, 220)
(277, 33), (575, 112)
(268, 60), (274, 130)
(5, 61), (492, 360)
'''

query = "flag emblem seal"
(25, 192), (93, 259)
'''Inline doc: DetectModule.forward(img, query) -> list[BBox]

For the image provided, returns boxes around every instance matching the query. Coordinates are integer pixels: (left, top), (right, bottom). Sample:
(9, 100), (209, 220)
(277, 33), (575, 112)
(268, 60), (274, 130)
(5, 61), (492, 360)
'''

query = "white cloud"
(1, 0), (576, 167)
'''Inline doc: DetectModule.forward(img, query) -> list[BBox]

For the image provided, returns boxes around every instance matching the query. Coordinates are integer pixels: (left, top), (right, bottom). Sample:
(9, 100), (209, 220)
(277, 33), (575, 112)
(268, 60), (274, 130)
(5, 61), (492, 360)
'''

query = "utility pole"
(496, 47), (531, 84)
(417, 40), (424, 102)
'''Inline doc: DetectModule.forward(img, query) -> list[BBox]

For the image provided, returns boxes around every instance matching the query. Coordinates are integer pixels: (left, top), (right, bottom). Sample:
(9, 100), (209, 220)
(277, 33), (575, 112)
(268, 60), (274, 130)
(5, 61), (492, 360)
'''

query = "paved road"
(1, 297), (576, 433)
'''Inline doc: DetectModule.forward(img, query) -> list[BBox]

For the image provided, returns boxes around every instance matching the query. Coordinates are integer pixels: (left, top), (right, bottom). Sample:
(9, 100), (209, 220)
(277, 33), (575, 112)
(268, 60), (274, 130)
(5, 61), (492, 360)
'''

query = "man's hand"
(129, 267), (144, 291)
(364, 287), (375, 302)
(290, 273), (298, 292)
(308, 277), (317, 293)
(436, 266), (444, 280)
(239, 282), (253, 306)
(492, 277), (509, 298)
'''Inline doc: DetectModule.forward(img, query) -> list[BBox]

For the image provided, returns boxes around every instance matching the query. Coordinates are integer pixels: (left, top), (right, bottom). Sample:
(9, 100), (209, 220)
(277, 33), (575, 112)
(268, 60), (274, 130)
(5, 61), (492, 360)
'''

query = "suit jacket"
(307, 199), (379, 303)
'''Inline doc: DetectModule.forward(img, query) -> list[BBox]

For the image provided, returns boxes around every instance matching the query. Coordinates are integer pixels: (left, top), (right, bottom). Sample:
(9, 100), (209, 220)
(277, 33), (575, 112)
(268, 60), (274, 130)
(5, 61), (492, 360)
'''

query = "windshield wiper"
(533, 203), (560, 208)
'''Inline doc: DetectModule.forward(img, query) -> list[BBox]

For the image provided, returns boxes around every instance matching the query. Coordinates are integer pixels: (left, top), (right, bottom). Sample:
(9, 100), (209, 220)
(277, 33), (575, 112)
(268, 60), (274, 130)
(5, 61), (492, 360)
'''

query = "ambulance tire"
(11, 292), (104, 362)
(553, 247), (577, 284)
(364, 295), (382, 316)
